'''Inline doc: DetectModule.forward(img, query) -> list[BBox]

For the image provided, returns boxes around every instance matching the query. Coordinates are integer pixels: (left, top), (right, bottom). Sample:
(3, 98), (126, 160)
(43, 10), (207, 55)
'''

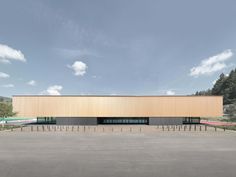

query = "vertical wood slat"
(12, 96), (223, 118)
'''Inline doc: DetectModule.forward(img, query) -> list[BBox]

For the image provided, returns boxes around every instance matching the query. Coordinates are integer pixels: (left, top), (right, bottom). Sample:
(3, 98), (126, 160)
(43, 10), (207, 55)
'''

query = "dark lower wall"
(55, 117), (198, 125)
(56, 117), (97, 125)
(149, 117), (184, 125)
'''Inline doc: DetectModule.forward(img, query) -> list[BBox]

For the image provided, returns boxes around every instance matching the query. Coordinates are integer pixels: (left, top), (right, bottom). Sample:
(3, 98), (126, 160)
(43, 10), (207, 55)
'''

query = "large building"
(12, 95), (223, 125)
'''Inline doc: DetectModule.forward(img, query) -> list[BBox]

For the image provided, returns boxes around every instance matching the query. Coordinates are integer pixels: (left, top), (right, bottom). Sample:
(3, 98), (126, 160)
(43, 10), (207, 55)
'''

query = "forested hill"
(0, 96), (11, 103)
(195, 68), (236, 105)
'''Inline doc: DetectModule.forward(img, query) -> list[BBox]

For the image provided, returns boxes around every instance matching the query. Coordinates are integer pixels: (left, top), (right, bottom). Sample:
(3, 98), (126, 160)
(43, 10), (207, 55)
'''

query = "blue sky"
(0, 0), (236, 97)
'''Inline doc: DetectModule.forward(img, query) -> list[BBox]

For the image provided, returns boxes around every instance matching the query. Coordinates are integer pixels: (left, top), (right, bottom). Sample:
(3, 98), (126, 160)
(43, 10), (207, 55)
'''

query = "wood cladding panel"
(12, 96), (223, 118)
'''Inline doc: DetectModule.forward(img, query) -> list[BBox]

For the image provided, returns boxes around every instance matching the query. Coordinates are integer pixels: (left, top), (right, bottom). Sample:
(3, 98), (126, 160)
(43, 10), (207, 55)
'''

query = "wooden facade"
(13, 96), (223, 117)
(12, 95), (223, 118)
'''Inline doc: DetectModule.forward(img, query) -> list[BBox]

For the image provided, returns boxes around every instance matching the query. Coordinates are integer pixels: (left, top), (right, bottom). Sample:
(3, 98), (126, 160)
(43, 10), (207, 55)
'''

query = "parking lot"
(0, 126), (236, 177)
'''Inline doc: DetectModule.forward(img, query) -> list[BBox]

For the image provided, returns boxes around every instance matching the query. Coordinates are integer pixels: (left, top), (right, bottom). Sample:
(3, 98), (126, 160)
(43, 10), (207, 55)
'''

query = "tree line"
(195, 68), (236, 105)
(195, 68), (236, 118)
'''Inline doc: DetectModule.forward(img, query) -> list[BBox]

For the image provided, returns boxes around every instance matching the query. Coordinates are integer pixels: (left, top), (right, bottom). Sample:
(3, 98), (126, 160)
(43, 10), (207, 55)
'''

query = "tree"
(195, 68), (236, 105)
(195, 89), (212, 96)
(0, 102), (16, 128)
(212, 73), (227, 95)
(225, 103), (236, 121)
(227, 69), (236, 103)
(0, 102), (16, 117)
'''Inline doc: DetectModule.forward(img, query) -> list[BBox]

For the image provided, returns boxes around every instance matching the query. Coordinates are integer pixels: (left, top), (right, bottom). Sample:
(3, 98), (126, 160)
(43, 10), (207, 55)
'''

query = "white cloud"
(0, 72), (10, 78)
(0, 44), (26, 63)
(68, 61), (87, 76)
(2, 84), (14, 88)
(27, 80), (36, 86)
(190, 49), (233, 77)
(109, 93), (118, 95)
(0, 59), (11, 64)
(212, 79), (217, 85)
(41, 85), (63, 95)
(57, 48), (100, 58)
(166, 90), (175, 95)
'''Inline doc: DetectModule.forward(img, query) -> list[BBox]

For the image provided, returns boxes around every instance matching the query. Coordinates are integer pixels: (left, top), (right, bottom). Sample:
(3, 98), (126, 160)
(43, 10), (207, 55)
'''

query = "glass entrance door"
(97, 117), (149, 125)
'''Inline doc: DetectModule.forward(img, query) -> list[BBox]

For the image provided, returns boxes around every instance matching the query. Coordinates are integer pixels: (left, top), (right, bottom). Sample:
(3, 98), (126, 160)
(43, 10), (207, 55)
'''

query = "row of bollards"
(12, 124), (224, 133)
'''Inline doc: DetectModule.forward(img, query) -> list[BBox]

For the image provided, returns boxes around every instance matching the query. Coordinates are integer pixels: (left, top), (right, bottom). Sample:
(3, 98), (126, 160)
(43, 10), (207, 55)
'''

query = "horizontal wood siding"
(12, 96), (223, 117)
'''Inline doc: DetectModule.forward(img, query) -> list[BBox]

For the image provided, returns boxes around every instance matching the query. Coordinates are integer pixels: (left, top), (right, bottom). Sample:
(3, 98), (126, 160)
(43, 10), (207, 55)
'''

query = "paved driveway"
(0, 131), (236, 177)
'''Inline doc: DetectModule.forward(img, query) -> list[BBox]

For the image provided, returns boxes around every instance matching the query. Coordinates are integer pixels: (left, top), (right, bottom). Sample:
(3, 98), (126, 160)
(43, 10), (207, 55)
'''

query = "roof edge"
(12, 95), (223, 97)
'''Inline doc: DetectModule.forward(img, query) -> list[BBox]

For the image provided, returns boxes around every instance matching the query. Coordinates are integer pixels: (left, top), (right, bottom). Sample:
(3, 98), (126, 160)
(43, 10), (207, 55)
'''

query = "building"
(12, 95), (223, 125)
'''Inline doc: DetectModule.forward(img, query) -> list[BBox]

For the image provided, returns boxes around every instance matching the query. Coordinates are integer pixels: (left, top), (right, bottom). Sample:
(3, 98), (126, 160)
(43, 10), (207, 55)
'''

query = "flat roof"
(12, 95), (223, 97)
